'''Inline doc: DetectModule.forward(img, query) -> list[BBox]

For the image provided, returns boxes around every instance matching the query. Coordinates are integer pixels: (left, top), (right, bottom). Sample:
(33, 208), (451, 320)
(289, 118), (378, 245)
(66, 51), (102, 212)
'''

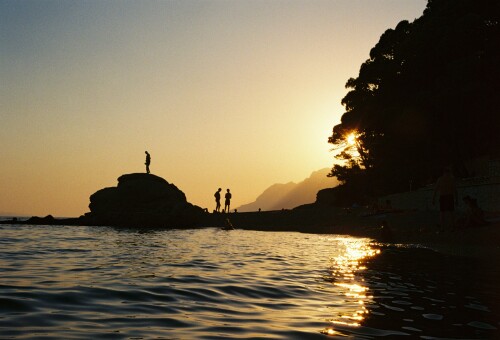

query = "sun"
(346, 133), (357, 146)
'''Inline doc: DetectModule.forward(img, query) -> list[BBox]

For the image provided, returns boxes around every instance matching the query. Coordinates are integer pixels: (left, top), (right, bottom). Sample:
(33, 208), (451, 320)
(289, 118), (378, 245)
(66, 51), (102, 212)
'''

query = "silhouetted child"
(145, 151), (151, 174)
(222, 218), (234, 230)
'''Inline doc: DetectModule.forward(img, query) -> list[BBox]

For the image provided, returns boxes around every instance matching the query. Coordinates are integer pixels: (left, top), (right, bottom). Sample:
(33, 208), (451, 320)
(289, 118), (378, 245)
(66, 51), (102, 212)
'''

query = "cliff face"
(86, 173), (204, 227)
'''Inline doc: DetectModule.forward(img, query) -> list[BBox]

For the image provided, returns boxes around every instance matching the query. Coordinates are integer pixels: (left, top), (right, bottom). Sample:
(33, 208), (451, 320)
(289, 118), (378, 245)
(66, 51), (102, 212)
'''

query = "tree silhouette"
(328, 0), (500, 201)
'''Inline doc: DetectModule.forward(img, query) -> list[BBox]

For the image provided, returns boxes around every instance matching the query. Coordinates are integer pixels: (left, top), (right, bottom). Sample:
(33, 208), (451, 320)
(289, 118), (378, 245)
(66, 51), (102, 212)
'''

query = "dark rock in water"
(26, 215), (55, 225)
(86, 173), (205, 228)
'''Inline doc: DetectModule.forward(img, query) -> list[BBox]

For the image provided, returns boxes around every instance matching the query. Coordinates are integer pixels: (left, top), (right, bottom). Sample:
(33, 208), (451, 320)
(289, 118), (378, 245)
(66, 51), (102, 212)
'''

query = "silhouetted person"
(224, 189), (232, 213)
(379, 220), (393, 243)
(460, 195), (487, 228)
(145, 151), (151, 174)
(222, 218), (234, 230)
(432, 166), (458, 231)
(214, 188), (222, 212)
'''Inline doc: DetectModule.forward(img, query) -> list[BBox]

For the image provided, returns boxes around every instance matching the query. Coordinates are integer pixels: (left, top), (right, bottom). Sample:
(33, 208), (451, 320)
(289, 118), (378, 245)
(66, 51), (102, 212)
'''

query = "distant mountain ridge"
(236, 168), (338, 212)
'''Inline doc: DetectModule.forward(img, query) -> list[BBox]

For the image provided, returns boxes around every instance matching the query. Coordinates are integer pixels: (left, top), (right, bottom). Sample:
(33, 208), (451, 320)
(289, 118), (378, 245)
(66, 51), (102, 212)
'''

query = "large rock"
(86, 173), (205, 227)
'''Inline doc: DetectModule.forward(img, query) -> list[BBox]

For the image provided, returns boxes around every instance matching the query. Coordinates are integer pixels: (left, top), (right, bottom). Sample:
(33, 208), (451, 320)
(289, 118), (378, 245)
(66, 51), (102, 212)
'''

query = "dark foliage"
(329, 0), (500, 197)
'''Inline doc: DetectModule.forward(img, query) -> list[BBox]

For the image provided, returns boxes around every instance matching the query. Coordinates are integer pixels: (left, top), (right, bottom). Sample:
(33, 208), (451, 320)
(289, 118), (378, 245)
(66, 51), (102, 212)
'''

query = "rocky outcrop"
(85, 173), (205, 227)
(26, 215), (55, 225)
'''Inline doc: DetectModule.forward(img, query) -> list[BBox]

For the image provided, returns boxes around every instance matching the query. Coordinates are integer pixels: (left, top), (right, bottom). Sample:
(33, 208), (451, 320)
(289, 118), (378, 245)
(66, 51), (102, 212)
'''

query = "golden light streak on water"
(322, 237), (380, 335)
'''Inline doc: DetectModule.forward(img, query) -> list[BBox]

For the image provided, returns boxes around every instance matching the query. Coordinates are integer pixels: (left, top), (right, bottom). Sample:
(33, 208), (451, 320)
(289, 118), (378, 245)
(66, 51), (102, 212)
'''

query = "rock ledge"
(85, 173), (204, 227)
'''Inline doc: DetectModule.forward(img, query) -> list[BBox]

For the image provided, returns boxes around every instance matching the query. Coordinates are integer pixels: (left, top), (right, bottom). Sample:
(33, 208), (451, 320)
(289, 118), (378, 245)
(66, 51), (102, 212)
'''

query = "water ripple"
(0, 225), (498, 339)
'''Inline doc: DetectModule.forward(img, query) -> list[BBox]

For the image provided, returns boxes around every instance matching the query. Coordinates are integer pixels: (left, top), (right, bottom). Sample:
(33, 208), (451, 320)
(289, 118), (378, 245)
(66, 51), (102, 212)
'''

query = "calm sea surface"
(0, 224), (499, 339)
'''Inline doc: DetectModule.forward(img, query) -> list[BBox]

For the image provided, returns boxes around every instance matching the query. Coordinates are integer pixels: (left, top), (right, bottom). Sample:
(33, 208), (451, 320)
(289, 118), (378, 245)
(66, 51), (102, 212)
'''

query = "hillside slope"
(237, 168), (338, 212)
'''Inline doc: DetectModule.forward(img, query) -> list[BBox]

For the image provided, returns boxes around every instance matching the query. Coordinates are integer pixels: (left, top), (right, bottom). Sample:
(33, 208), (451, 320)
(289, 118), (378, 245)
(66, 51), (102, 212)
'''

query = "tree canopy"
(328, 0), (500, 202)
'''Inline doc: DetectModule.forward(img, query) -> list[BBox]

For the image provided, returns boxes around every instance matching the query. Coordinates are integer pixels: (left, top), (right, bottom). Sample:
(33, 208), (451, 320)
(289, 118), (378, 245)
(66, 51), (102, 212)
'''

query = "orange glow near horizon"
(0, 1), (427, 216)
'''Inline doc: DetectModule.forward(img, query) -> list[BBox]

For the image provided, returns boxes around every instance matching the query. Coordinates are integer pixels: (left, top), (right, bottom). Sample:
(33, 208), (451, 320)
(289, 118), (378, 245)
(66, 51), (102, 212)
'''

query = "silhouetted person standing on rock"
(225, 189), (232, 213)
(145, 151), (151, 174)
(214, 188), (222, 212)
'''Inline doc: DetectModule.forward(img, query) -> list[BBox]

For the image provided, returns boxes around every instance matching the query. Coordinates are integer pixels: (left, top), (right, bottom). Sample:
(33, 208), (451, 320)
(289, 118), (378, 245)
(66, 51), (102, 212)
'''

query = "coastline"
(3, 206), (499, 261)
(229, 207), (500, 261)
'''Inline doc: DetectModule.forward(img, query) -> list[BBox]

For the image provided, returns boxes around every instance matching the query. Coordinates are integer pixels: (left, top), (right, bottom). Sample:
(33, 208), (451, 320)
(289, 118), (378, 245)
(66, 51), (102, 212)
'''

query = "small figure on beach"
(214, 188), (222, 212)
(145, 151), (151, 174)
(432, 166), (458, 231)
(225, 189), (232, 213)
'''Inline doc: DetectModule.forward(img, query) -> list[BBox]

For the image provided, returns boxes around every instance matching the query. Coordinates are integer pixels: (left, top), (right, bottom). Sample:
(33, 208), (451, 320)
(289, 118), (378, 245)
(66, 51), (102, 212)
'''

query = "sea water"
(0, 224), (498, 339)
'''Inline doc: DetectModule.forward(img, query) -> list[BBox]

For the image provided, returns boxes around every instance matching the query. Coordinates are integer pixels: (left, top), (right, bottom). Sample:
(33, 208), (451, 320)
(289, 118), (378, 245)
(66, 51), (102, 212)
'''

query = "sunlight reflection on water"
(0, 225), (498, 339)
(0, 225), (381, 339)
(321, 237), (380, 335)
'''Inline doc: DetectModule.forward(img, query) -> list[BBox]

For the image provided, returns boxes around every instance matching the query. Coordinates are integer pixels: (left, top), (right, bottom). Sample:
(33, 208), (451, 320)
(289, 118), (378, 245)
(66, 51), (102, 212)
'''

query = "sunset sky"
(0, 0), (426, 216)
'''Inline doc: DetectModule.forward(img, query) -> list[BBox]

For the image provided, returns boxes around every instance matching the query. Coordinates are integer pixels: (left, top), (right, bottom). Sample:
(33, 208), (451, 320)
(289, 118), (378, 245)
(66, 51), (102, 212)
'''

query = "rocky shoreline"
(2, 173), (499, 260)
(4, 205), (499, 260)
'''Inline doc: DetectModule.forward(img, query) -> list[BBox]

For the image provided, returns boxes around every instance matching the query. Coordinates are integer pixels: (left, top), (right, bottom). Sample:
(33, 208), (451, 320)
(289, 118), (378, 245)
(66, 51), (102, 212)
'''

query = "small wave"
(0, 297), (37, 313)
(467, 321), (497, 330)
(0, 225), (499, 339)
